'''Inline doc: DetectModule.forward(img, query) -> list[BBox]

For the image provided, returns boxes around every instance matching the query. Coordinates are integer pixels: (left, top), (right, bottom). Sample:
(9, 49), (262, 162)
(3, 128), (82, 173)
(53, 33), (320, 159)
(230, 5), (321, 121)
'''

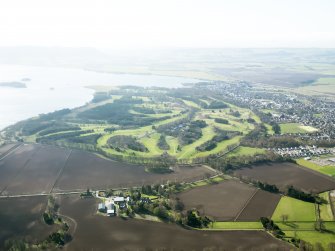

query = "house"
(98, 203), (107, 213)
(114, 197), (125, 203)
(119, 201), (127, 209)
(140, 197), (152, 204)
(106, 203), (115, 216)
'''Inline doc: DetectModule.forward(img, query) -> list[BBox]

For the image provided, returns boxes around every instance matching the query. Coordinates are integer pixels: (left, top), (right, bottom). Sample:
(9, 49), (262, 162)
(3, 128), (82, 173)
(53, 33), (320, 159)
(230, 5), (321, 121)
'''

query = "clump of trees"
(92, 92), (110, 103)
(178, 120), (207, 145)
(36, 130), (93, 143)
(107, 135), (148, 152)
(196, 130), (241, 152)
(132, 106), (156, 114)
(38, 123), (81, 136)
(205, 101), (229, 109)
(43, 196), (58, 225)
(241, 124), (300, 148)
(66, 133), (102, 145)
(157, 118), (207, 146)
(184, 210), (211, 228)
(260, 217), (285, 238)
(230, 110), (241, 117)
(157, 134), (170, 150)
(78, 96), (171, 127)
(286, 186), (321, 203)
(214, 118), (229, 124)
(253, 181), (279, 193)
(205, 151), (286, 172)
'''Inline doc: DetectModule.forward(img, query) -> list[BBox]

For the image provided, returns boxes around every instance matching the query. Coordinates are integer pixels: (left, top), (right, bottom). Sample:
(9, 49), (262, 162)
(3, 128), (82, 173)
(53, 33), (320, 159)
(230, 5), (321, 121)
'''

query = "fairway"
(226, 146), (266, 157)
(280, 123), (317, 134)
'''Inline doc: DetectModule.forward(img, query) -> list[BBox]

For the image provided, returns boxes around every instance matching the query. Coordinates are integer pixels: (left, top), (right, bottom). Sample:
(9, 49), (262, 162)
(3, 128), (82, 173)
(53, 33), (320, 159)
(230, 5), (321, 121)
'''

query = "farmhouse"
(106, 203), (115, 216)
(98, 203), (107, 213)
(114, 197), (125, 203)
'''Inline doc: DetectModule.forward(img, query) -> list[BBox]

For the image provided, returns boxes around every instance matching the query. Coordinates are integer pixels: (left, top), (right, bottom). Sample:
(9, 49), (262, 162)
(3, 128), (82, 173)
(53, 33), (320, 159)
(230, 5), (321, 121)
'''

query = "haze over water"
(0, 64), (198, 129)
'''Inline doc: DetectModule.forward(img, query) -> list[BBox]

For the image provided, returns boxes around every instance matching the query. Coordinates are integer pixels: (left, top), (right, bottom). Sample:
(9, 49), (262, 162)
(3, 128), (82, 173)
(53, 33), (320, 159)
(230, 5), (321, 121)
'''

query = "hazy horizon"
(0, 0), (334, 49)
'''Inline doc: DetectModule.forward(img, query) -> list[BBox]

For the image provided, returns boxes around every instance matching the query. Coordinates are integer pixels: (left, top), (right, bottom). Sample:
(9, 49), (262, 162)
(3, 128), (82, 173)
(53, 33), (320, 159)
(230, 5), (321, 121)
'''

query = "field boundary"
(234, 188), (258, 221)
(50, 149), (72, 193)
(295, 161), (335, 187)
(329, 191), (335, 220)
(0, 143), (22, 161)
(0, 145), (41, 196)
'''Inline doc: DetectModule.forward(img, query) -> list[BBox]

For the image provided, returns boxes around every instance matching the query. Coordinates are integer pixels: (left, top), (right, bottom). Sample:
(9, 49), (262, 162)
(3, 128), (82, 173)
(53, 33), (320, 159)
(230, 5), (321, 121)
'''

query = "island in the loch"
(0, 81), (27, 88)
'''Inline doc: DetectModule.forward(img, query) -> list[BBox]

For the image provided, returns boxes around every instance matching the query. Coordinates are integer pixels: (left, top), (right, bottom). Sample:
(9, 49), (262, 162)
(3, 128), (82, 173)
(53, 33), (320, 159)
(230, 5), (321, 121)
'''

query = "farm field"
(236, 189), (281, 221)
(0, 143), (19, 157)
(272, 196), (316, 222)
(234, 162), (335, 193)
(296, 158), (335, 177)
(0, 144), (215, 195)
(272, 196), (335, 250)
(177, 180), (256, 221)
(59, 195), (290, 251)
(53, 150), (214, 192)
(0, 196), (58, 249)
(176, 180), (280, 221)
(3, 144), (70, 195)
(0, 144), (39, 193)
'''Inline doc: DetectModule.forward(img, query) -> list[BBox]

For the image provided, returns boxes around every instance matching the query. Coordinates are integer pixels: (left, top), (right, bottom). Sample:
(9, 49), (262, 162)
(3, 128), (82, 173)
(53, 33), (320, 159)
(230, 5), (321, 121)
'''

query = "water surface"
(0, 64), (198, 129)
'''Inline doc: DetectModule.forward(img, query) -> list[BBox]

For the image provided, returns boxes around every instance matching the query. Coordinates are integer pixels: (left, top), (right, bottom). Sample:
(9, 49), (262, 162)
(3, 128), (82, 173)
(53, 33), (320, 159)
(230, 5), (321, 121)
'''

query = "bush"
(43, 212), (54, 225)
(214, 118), (229, 124)
(157, 134), (170, 150)
(108, 135), (148, 152)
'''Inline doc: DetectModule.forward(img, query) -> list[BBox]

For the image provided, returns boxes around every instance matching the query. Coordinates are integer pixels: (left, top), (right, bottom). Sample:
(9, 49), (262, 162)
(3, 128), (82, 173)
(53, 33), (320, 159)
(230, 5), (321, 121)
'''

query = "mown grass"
(272, 196), (316, 222)
(319, 192), (334, 221)
(192, 136), (242, 158)
(273, 195), (335, 249)
(283, 230), (335, 250)
(181, 99), (201, 109)
(225, 146), (266, 158)
(176, 126), (216, 159)
(181, 175), (225, 191)
(280, 123), (317, 134)
(210, 221), (262, 230)
(139, 133), (164, 156)
(296, 158), (335, 177)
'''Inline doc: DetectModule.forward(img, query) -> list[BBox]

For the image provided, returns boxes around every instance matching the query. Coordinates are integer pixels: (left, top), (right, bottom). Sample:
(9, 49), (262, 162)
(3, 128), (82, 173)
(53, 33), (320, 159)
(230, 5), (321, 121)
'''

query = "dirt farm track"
(0, 143), (215, 196)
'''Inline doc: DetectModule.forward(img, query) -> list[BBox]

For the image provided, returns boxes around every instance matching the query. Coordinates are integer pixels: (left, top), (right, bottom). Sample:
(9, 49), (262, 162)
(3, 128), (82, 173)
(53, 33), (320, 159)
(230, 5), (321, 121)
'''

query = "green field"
(210, 221), (262, 230)
(226, 146), (266, 157)
(280, 123), (318, 134)
(297, 77), (335, 97)
(272, 195), (335, 249)
(296, 159), (335, 177)
(283, 229), (335, 250)
(272, 196), (316, 222)
(319, 192), (334, 221)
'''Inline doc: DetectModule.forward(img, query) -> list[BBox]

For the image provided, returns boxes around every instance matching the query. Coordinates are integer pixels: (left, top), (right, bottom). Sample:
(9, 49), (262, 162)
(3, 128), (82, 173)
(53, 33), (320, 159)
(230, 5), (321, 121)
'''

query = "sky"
(0, 0), (334, 49)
